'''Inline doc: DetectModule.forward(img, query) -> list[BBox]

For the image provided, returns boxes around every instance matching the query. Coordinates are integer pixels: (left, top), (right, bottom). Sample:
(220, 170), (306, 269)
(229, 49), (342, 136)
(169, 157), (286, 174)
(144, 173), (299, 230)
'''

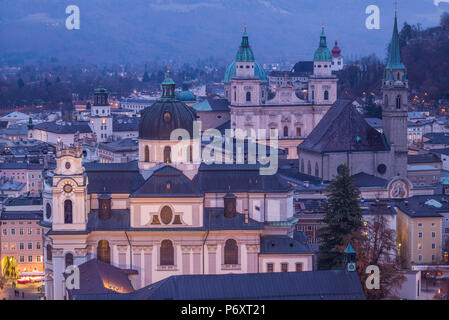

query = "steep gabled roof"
(298, 100), (389, 153)
(131, 165), (203, 198)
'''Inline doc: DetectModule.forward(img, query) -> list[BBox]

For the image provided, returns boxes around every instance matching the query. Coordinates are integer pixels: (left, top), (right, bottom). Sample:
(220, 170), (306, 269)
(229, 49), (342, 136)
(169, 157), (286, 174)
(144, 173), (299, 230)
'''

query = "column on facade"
(246, 244), (259, 273)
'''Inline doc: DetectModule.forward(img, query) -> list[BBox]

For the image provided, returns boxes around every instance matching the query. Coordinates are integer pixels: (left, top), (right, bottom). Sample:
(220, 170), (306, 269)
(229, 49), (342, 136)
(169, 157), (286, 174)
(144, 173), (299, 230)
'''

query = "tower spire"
(386, 9), (405, 70)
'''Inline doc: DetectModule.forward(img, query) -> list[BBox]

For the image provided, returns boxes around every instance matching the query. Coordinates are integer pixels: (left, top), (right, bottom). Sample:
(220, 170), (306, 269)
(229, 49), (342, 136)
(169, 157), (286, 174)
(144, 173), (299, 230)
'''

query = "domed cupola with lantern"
(176, 79), (197, 106)
(223, 26), (268, 105)
(138, 68), (198, 178)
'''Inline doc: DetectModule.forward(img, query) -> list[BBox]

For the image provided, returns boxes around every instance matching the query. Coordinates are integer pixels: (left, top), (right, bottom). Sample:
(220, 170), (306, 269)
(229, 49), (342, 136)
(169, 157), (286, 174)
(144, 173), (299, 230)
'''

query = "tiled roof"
(194, 163), (292, 193)
(298, 100), (389, 153)
(34, 121), (92, 134)
(131, 165), (203, 198)
(1, 210), (42, 220)
(408, 153), (441, 165)
(424, 133), (449, 145)
(75, 270), (365, 300)
(260, 235), (311, 255)
(192, 98), (230, 112)
(67, 259), (135, 299)
(396, 195), (449, 218)
(112, 116), (139, 132)
(351, 172), (388, 188)
(84, 161), (145, 194)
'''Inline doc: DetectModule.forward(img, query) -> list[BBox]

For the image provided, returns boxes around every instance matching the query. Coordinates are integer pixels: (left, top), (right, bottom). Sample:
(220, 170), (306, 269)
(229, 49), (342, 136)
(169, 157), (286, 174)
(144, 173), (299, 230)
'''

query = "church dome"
(176, 80), (196, 103)
(332, 41), (341, 58)
(223, 61), (268, 83)
(314, 27), (332, 62)
(139, 73), (196, 140)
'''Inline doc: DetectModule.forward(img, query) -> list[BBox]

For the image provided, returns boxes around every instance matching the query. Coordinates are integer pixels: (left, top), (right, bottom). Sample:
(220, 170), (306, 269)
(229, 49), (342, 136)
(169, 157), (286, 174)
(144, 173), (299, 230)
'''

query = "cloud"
(149, 0), (222, 12)
(18, 13), (61, 26)
(256, 0), (290, 15)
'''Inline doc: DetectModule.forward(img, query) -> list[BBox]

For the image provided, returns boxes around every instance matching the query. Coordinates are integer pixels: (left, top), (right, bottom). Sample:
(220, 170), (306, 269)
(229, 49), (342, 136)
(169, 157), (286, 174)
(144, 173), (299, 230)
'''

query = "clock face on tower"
(63, 184), (73, 193)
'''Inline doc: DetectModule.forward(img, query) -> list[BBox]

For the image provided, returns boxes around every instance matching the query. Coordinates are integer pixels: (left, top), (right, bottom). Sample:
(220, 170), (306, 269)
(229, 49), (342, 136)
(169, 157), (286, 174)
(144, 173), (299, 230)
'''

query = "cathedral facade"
(225, 27), (338, 159)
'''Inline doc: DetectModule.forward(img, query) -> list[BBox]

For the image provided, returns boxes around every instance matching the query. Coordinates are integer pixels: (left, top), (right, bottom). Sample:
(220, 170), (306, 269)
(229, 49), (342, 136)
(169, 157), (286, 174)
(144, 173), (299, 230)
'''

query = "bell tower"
(382, 10), (408, 178)
(52, 133), (87, 232)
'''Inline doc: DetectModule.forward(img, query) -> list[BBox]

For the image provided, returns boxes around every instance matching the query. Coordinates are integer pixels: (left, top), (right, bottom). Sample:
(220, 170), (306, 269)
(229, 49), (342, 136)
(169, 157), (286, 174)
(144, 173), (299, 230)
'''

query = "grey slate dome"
(139, 71), (196, 140)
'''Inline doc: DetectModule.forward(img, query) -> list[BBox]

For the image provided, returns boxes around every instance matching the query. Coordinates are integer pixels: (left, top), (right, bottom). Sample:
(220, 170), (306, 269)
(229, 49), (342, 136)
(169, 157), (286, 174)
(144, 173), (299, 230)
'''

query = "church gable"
(298, 100), (390, 153)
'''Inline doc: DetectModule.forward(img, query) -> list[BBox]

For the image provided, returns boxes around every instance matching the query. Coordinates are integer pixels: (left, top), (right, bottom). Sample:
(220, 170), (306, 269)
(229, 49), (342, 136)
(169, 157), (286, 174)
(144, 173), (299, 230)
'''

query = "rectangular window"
(19, 229), (24, 235)
(2, 229), (7, 236)
(432, 232), (436, 238)
(19, 243), (24, 250)
(10, 243), (16, 250)
(11, 228), (15, 235)
(296, 263), (303, 272)
(296, 127), (302, 137)
(418, 254), (423, 261)
(281, 263), (288, 272)
(432, 243), (436, 249)
(418, 232), (423, 238)
(2, 242), (7, 250)
(36, 242), (41, 250)
(19, 256), (24, 263)
(28, 228), (32, 235)
(27, 243), (32, 250)
(28, 256), (32, 263)
(36, 256), (41, 262)
(36, 228), (40, 235)
(267, 263), (274, 273)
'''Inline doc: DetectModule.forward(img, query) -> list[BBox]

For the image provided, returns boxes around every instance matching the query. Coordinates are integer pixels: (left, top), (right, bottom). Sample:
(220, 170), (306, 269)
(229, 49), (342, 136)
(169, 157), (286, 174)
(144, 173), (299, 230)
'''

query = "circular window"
(160, 206), (173, 225)
(163, 112), (172, 123)
(63, 184), (73, 193)
(46, 203), (52, 219)
(65, 162), (71, 169)
(377, 164), (387, 174)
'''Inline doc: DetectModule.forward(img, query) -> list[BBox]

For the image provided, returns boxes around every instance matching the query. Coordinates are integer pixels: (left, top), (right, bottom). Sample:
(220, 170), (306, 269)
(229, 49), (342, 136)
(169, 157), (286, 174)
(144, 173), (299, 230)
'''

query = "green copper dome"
(236, 30), (255, 62)
(313, 27), (332, 62)
(223, 61), (268, 83)
(177, 90), (196, 103)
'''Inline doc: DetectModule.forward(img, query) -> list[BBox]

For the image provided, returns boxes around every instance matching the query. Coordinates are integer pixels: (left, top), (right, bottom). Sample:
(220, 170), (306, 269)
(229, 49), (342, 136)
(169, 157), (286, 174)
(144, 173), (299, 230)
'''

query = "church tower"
(382, 11), (408, 178)
(308, 26), (338, 104)
(229, 27), (263, 106)
(90, 86), (113, 142)
(51, 134), (88, 232)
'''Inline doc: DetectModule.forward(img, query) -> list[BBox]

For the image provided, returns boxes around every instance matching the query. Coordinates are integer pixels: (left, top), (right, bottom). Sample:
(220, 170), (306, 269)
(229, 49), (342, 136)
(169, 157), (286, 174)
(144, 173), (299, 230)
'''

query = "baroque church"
(41, 13), (413, 299)
(225, 26), (338, 159)
(41, 69), (312, 300)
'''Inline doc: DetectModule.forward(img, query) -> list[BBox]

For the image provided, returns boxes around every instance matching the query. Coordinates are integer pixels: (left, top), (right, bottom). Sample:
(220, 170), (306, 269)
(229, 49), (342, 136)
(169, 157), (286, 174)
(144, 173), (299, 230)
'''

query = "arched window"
(283, 126), (288, 137)
(163, 146), (171, 163)
(97, 240), (110, 264)
(315, 163), (319, 177)
(397, 72), (400, 80)
(65, 253), (73, 269)
(224, 239), (238, 265)
(246, 92), (251, 102)
(307, 160), (311, 175)
(234, 91), (236, 101)
(301, 159), (304, 173)
(396, 95), (401, 109)
(160, 240), (174, 266)
(384, 95), (388, 108)
(324, 90), (329, 100)
(64, 200), (72, 224)
(46, 203), (52, 219)
(144, 145), (149, 162)
(46, 244), (52, 261)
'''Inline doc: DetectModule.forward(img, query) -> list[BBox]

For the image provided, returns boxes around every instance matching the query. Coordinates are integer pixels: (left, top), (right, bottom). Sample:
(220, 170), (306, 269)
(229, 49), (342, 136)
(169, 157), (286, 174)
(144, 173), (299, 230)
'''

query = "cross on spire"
(243, 23), (247, 32)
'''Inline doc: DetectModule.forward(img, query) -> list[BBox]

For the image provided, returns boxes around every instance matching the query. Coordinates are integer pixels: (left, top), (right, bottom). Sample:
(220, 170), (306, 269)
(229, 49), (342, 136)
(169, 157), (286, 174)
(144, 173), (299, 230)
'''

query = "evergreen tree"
(318, 165), (362, 270)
